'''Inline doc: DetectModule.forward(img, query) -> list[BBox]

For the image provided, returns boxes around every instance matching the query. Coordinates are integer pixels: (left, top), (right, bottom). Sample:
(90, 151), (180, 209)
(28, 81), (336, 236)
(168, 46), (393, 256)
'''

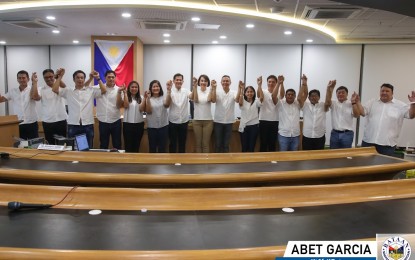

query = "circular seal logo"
(382, 236), (411, 260)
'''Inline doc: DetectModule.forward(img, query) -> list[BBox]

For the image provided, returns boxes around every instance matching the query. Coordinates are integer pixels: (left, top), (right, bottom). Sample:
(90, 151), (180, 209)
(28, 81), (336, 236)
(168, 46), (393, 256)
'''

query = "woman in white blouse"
(117, 80), (145, 153)
(145, 80), (169, 153)
(238, 80), (261, 152)
(189, 75), (215, 153)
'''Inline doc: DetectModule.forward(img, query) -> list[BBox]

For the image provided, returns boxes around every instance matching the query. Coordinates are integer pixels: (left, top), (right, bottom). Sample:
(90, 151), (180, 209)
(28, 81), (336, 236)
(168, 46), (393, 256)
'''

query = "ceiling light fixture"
(164, 39), (170, 43)
(191, 17), (200, 22)
(46, 16), (55, 20)
(163, 33), (170, 37)
(121, 12), (131, 18)
(246, 24), (254, 28)
(52, 30), (60, 34)
(105, 33), (117, 36)
(219, 35), (227, 39)
(0, 41), (6, 44)
(73, 40), (79, 44)
(212, 40), (218, 44)
(306, 39), (313, 43)
(284, 31), (292, 35)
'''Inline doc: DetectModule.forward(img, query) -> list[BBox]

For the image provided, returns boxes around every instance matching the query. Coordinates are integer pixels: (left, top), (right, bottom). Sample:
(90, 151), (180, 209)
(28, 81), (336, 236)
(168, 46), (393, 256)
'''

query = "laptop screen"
(75, 134), (89, 151)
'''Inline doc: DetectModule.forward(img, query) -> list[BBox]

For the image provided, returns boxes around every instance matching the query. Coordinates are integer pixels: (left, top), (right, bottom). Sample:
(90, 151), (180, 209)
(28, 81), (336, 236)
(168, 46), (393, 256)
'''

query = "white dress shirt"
(146, 96), (169, 128)
(5, 86), (38, 124)
(58, 86), (102, 125)
(38, 86), (67, 122)
(214, 89), (237, 124)
(330, 100), (354, 131)
(193, 88), (212, 120)
(302, 101), (326, 138)
(362, 98), (410, 146)
(259, 90), (278, 121)
(277, 99), (301, 137)
(123, 96), (144, 123)
(95, 85), (121, 123)
(239, 99), (260, 132)
(168, 86), (190, 124)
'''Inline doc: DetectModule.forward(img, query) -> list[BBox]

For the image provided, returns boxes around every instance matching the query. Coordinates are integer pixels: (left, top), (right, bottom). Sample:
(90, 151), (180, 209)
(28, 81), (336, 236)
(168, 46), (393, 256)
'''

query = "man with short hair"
(0, 70), (39, 140)
(31, 69), (68, 145)
(52, 69), (105, 148)
(298, 75), (329, 150)
(211, 75), (238, 153)
(356, 83), (415, 156)
(325, 82), (360, 149)
(165, 73), (191, 153)
(95, 70), (122, 150)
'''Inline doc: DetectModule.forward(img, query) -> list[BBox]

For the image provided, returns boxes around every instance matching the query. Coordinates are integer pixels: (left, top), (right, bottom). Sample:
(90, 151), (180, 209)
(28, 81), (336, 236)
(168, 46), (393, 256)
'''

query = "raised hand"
(31, 72), (38, 83)
(408, 91), (415, 102)
(301, 74), (307, 85)
(166, 80), (173, 91)
(91, 70), (100, 79)
(257, 76), (262, 87)
(192, 77), (198, 87)
(211, 79), (217, 89)
(145, 90), (151, 98)
(277, 75), (285, 84)
(239, 80), (245, 90)
(351, 91), (360, 103)
(327, 80), (336, 90)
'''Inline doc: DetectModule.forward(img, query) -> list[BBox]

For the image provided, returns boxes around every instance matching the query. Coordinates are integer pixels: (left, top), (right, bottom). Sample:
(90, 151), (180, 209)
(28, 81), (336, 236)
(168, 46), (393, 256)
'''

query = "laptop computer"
(75, 134), (89, 151)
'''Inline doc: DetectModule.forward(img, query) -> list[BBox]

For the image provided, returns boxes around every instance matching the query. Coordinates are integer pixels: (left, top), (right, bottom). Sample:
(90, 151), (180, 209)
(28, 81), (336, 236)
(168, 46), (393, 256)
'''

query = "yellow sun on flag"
(108, 46), (120, 58)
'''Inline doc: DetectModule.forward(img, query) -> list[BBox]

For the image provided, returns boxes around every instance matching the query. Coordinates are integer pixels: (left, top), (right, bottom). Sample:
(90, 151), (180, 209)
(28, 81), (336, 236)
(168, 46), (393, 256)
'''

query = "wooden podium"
(0, 115), (20, 147)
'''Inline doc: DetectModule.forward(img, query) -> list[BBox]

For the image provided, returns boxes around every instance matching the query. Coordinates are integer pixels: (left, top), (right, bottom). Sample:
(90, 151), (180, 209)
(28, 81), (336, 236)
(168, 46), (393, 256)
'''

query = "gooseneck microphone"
(8, 201), (53, 210)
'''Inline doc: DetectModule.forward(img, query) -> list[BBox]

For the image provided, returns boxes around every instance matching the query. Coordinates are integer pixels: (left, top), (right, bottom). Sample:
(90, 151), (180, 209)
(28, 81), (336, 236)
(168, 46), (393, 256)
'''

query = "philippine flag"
(94, 40), (134, 86)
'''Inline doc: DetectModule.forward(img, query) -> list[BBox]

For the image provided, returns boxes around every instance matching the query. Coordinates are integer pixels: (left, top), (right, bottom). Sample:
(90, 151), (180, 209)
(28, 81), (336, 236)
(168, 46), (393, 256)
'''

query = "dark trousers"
(68, 124), (94, 149)
(19, 122), (39, 140)
(362, 141), (395, 157)
(302, 135), (326, 150)
(214, 122), (233, 153)
(99, 119), (122, 149)
(240, 124), (259, 152)
(169, 121), (188, 153)
(259, 120), (278, 152)
(123, 122), (144, 153)
(148, 125), (168, 153)
(42, 120), (67, 145)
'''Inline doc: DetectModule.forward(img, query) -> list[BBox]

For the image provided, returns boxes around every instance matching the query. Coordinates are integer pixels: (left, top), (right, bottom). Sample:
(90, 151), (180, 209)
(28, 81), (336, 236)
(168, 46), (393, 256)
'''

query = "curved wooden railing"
(0, 147), (413, 187)
(1, 178), (415, 211)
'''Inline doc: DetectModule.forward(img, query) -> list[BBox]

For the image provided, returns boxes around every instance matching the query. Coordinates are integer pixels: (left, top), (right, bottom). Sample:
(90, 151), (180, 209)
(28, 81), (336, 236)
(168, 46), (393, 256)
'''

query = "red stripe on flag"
(114, 44), (134, 86)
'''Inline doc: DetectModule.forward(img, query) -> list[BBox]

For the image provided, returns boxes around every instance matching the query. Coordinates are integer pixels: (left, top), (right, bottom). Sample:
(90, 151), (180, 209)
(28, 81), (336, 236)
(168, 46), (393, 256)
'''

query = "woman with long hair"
(117, 80), (145, 153)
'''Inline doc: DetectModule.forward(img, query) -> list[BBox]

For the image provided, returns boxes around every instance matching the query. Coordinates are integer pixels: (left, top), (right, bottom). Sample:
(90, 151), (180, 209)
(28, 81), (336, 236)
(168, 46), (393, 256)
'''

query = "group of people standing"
(1, 69), (414, 156)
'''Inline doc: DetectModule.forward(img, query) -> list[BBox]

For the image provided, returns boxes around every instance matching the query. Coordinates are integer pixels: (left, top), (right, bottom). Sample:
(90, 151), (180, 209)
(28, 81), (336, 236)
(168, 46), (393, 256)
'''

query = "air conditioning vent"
(301, 5), (361, 20)
(137, 20), (187, 30)
(2, 19), (59, 29)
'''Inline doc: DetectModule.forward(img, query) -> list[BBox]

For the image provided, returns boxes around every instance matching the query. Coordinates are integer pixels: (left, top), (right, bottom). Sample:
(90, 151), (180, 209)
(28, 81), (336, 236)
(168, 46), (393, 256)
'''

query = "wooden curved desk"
(0, 147), (414, 187)
(1, 179), (415, 259)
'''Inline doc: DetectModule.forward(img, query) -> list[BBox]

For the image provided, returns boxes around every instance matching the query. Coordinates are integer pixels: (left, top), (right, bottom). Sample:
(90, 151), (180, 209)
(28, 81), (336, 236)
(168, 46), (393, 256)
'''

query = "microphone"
(8, 201), (53, 210)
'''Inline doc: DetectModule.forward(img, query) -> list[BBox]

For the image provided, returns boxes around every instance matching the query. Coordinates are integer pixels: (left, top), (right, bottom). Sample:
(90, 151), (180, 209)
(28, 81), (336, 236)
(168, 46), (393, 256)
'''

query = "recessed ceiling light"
(163, 33), (171, 37)
(164, 40), (170, 43)
(122, 13), (131, 18)
(219, 35), (227, 39)
(306, 39), (313, 43)
(246, 24), (255, 28)
(0, 41), (6, 44)
(284, 31), (292, 35)
(212, 40), (218, 44)
(105, 33), (117, 36)
(73, 40), (79, 44)
(52, 30), (60, 34)
(191, 17), (200, 22)
(46, 16), (55, 20)
(282, 207), (295, 213)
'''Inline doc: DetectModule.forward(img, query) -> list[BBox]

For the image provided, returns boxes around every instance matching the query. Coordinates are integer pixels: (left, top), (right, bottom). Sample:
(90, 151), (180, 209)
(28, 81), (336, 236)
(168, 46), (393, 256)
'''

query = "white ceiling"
(1, 0), (415, 45)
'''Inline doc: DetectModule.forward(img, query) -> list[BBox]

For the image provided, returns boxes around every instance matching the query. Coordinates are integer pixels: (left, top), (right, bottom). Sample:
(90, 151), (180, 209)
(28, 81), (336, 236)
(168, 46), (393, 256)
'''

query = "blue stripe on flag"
(94, 42), (111, 85)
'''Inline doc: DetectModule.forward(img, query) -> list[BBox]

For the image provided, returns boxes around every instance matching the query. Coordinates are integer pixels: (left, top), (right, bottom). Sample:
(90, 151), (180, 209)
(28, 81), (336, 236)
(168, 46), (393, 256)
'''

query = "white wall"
(0, 46), (5, 116)
(360, 44), (415, 147)
(302, 45), (362, 146)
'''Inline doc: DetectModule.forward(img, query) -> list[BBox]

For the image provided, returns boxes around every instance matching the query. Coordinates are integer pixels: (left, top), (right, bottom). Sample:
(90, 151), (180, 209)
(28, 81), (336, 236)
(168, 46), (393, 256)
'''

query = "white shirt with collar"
(168, 86), (190, 124)
(277, 99), (301, 137)
(193, 88), (212, 120)
(123, 96), (144, 124)
(302, 101), (326, 138)
(38, 86), (67, 123)
(214, 89), (237, 124)
(146, 96), (169, 128)
(58, 86), (102, 125)
(259, 90), (278, 121)
(330, 100), (354, 131)
(95, 85), (121, 123)
(5, 86), (38, 124)
(362, 98), (410, 146)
